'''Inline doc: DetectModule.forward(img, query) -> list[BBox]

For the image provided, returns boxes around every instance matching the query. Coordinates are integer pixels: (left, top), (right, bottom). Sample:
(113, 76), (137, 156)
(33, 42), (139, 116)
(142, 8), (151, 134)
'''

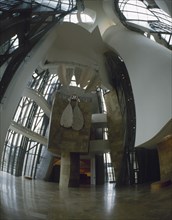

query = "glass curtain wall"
(116, 0), (172, 48)
(1, 68), (60, 178)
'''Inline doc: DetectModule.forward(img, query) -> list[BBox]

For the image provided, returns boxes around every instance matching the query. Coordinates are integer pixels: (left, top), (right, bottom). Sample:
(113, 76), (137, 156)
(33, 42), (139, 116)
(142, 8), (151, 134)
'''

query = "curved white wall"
(40, 23), (111, 90)
(102, 26), (172, 146)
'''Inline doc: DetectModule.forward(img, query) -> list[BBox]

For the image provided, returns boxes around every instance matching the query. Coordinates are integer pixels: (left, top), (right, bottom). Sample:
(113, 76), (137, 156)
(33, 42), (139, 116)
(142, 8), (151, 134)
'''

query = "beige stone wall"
(104, 90), (125, 182)
(157, 136), (172, 181)
(48, 93), (92, 154)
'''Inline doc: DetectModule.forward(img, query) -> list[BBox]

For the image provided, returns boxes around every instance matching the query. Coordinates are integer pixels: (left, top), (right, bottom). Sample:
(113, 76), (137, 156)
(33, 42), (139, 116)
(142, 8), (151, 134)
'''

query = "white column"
(59, 151), (70, 189)
(90, 155), (96, 185)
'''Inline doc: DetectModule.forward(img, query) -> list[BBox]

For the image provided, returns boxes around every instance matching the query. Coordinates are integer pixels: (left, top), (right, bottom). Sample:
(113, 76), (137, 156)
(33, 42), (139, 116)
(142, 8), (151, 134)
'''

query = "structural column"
(90, 155), (96, 185)
(68, 152), (80, 187)
(59, 151), (80, 188)
(59, 151), (70, 188)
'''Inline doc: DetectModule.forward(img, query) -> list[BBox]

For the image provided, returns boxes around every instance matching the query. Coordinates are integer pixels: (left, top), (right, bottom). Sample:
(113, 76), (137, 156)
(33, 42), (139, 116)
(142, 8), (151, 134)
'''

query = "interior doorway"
(80, 159), (91, 185)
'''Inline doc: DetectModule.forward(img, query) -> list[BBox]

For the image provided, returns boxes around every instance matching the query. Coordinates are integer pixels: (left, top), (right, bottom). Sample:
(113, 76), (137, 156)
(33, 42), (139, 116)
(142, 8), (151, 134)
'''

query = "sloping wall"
(102, 26), (172, 146)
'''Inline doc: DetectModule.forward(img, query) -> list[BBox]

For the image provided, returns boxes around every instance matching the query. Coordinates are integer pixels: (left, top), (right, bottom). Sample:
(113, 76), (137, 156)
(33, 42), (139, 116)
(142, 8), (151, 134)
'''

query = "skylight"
(63, 8), (95, 24)
(35, 0), (77, 11)
(117, 0), (172, 46)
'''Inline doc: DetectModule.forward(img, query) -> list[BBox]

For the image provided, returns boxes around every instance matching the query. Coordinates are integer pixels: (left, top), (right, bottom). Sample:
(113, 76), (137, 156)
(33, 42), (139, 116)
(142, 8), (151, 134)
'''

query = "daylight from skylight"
(118, 0), (172, 45)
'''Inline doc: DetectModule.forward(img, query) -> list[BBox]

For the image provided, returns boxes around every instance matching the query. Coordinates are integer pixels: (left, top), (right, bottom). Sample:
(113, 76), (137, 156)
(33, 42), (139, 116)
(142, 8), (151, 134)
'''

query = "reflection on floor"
(0, 171), (172, 220)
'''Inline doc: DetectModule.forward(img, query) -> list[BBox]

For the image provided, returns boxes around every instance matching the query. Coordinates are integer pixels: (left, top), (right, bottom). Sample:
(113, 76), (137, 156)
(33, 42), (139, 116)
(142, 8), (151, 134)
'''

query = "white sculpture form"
(60, 96), (84, 131)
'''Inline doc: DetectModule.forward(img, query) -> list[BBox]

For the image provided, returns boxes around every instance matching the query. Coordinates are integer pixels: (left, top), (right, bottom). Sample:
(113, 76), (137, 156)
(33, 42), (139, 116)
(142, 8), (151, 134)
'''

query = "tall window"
(116, 0), (172, 47)
(1, 68), (60, 178)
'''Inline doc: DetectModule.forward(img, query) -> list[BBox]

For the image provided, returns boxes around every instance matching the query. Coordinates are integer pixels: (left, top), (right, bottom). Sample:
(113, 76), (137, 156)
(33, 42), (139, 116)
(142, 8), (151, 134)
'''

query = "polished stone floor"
(0, 171), (172, 220)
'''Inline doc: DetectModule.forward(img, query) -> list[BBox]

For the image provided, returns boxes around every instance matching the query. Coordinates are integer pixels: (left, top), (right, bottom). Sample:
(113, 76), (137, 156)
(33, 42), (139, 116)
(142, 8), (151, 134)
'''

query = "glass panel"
(1, 67), (60, 178)
(117, 0), (172, 47)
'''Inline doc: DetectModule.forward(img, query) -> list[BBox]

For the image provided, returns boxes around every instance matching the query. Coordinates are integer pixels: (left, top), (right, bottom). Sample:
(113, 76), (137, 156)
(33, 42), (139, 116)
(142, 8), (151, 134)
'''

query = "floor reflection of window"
(104, 153), (115, 183)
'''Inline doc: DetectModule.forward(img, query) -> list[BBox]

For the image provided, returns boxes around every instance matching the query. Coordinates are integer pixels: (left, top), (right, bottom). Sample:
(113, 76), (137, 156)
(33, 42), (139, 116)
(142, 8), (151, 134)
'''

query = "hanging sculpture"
(60, 96), (84, 131)
(72, 99), (84, 131)
(60, 98), (73, 128)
